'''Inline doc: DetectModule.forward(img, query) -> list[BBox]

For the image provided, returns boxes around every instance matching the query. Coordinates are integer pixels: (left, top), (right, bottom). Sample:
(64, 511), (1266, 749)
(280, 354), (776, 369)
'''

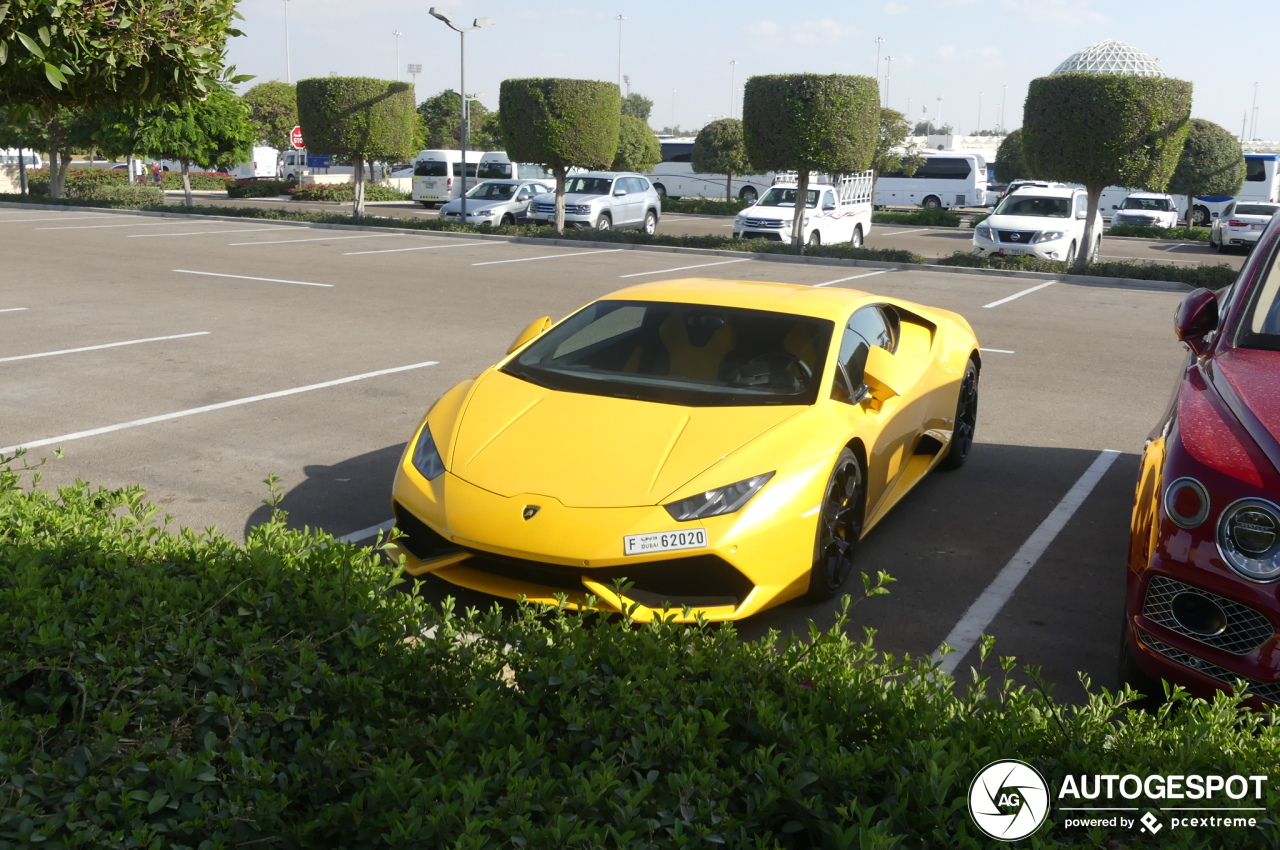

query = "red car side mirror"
(1175, 288), (1219, 355)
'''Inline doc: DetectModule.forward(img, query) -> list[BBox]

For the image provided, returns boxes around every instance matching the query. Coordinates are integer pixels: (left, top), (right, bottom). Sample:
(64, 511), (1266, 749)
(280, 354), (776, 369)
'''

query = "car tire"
(1192, 205), (1210, 227)
(420, 202), (435, 209)
(653, 183), (667, 200)
(922, 196), (942, 211)
(807, 230), (821, 248)
(1118, 616), (1164, 710)
(1091, 238), (1101, 263)
(500, 213), (515, 227)
(643, 210), (658, 235)
(941, 359), (979, 470)
(807, 448), (865, 601)
(850, 225), (864, 249)
(1064, 241), (1077, 266)
(739, 186), (758, 202)
(595, 212), (612, 231)
(1217, 237), (1228, 254)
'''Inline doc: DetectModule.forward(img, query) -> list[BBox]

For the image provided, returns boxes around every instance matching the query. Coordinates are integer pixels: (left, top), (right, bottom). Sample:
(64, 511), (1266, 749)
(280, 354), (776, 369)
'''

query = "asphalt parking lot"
(2, 203), (1199, 703)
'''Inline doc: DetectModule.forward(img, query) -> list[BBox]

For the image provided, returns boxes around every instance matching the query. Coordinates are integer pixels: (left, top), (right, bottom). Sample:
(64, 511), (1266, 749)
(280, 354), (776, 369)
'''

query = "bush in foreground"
(936, 250), (1238, 288)
(3, 457), (1280, 848)
(662, 197), (752, 215)
(226, 178), (297, 198)
(289, 182), (409, 203)
(1108, 223), (1210, 242)
(871, 208), (962, 227)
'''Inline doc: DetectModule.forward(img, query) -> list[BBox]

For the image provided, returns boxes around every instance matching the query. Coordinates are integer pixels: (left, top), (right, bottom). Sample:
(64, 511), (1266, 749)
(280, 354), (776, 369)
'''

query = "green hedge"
(937, 250), (1237, 287)
(3, 458), (1280, 847)
(1108, 223), (1210, 242)
(226, 178), (297, 198)
(662, 197), (752, 215)
(288, 182), (408, 202)
(872, 208), (962, 227)
(69, 184), (165, 206)
(160, 171), (233, 191)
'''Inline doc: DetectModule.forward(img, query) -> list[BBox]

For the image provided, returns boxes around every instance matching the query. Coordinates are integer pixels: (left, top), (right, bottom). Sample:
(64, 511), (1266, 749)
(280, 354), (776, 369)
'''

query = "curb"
(0, 200), (1194, 292)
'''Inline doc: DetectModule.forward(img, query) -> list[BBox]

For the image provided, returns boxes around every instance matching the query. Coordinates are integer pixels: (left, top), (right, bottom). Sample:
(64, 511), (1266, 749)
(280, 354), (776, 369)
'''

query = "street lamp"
(883, 56), (892, 109)
(977, 90), (982, 135)
(874, 36), (884, 84)
(428, 7), (494, 219)
(615, 15), (625, 91)
(936, 96), (944, 133)
(407, 63), (423, 88)
(729, 60), (738, 120)
(1250, 82), (1260, 140)
(393, 30), (402, 80)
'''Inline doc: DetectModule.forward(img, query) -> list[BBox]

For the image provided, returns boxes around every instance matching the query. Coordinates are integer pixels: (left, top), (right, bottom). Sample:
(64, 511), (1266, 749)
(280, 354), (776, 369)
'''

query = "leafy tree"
(621, 93), (653, 121)
(692, 118), (756, 202)
(95, 85), (255, 207)
(1167, 118), (1245, 231)
(912, 121), (952, 136)
(418, 90), (494, 150)
(612, 115), (660, 172)
(1023, 72), (1192, 271)
(994, 128), (1034, 184)
(296, 77), (418, 219)
(477, 112), (504, 151)
(872, 108), (922, 195)
(242, 81), (297, 151)
(743, 74), (879, 249)
(499, 78), (620, 233)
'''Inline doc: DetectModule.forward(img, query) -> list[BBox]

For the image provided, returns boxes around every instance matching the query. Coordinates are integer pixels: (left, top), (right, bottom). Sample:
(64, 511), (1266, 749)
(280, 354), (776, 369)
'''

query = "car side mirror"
(1175, 288), (1219, 356)
(507, 316), (553, 354)
(861, 346), (904, 406)
(614, 188), (627, 196)
(1111, 205), (1118, 210)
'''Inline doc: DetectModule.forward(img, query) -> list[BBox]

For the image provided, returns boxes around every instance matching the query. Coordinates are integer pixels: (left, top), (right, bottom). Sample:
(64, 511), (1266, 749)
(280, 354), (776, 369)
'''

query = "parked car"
(526, 172), (661, 232)
(1122, 211), (1280, 708)
(1111, 192), (1179, 228)
(733, 172), (873, 247)
(993, 179), (1058, 206)
(1209, 200), (1280, 253)
(438, 179), (553, 226)
(386, 278), (980, 623)
(972, 186), (1103, 264)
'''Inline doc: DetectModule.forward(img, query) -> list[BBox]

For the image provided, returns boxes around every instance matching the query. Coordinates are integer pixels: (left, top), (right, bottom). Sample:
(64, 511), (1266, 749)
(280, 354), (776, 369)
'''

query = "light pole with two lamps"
(427, 7), (494, 219)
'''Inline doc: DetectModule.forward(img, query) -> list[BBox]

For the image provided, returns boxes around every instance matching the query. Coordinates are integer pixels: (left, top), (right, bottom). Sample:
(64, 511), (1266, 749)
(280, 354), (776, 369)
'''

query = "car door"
(512, 185), (533, 220)
(614, 177), (645, 226)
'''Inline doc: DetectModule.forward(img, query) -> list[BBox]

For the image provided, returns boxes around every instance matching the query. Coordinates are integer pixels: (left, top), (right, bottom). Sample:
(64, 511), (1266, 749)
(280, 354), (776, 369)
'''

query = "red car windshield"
(1242, 243), (1280, 349)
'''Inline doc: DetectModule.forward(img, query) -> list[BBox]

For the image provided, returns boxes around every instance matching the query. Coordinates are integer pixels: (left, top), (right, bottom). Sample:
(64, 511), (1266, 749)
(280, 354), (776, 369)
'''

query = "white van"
(0, 149), (43, 168)
(413, 149), (486, 207)
(227, 146), (280, 180)
(476, 151), (553, 182)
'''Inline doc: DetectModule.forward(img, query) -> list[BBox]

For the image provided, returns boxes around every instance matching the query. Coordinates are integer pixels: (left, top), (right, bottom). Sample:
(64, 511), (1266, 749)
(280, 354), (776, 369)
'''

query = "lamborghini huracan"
(389, 278), (981, 622)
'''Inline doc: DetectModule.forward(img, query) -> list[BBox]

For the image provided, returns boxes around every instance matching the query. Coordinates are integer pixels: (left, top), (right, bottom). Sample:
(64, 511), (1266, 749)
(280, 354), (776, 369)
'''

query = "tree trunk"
(50, 150), (70, 199)
(791, 169), (810, 252)
(554, 165), (567, 234)
(725, 173), (733, 203)
(1074, 184), (1104, 274)
(16, 148), (26, 195)
(1186, 193), (1195, 236)
(181, 161), (193, 208)
(352, 154), (366, 219)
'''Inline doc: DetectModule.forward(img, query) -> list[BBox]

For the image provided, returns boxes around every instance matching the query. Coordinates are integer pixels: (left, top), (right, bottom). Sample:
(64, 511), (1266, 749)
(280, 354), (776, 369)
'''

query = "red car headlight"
(1217, 498), (1280, 582)
(1163, 477), (1210, 529)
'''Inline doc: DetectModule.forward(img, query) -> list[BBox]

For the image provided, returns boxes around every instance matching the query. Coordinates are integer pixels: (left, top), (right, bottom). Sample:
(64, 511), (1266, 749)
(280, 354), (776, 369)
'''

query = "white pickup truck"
(732, 171), (874, 248)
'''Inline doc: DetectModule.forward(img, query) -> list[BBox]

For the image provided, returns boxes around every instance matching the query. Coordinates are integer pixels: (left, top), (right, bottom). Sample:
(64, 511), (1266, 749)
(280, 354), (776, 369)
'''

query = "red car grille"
(1141, 575), (1273, 655)
(1137, 626), (1280, 704)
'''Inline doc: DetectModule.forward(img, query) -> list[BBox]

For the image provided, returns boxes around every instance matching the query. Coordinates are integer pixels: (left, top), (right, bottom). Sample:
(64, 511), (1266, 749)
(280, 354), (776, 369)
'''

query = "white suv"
(526, 172), (662, 232)
(972, 186), (1102, 264)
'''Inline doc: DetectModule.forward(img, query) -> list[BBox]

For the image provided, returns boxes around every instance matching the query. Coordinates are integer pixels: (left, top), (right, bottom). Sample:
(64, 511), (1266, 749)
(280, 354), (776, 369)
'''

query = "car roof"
(1124, 192), (1173, 199)
(1007, 186), (1077, 198)
(603, 278), (882, 321)
(571, 171), (640, 178)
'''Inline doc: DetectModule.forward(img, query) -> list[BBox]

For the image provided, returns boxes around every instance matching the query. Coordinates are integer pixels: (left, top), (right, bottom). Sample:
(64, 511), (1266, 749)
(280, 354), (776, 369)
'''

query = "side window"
(631, 177), (650, 193)
(1223, 202), (1235, 218)
(833, 306), (897, 403)
(823, 191), (837, 209)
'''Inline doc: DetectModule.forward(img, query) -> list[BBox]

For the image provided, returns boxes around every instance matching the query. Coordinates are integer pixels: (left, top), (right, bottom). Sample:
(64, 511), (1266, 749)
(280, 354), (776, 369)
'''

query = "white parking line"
(228, 233), (395, 246)
(979, 348), (1015, 354)
(876, 228), (928, 237)
(128, 228), (284, 238)
(0, 308), (28, 314)
(813, 269), (893, 288)
(0, 360), (440, 455)
(1160, 243), (1190, 252)
(345, 241), (496, 255)
(931, 449), (1120, 675)
(982, 280), (1057, 309)
(173, 269), (333, 288)
(339, 519), (395, 543)
(618, 258), (753, 278)
(473, 249), (622, 266)
(0, 331), (209, 364)
(36, 220), (203, 231)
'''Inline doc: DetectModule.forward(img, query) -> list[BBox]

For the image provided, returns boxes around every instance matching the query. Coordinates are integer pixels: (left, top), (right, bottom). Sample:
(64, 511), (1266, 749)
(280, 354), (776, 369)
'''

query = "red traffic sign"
(290, 125), (304, 149)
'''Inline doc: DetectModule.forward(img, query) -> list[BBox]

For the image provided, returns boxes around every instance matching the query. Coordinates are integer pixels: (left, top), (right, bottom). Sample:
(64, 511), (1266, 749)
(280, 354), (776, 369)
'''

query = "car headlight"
(412, 424), (445, 481)
(664, 472), (774, 521)
(975, 224), (993, 240)
(469, 209), (495, 217)
(1217, 498), (1280, 582)
(1033, 230), (1066, 243)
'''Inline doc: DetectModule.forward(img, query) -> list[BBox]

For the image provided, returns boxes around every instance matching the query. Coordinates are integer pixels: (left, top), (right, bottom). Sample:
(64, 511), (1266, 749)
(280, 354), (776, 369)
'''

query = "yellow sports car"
(389, 278), (980, 621)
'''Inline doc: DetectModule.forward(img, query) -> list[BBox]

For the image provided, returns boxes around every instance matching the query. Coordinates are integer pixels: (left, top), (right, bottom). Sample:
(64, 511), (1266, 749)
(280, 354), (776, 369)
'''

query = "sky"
(226, 0), (1277, 142)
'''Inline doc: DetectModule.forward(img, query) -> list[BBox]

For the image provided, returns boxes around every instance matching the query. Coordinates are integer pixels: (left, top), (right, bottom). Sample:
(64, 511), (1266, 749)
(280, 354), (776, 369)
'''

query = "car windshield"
(757, 188), (820, 209)
(466, 182), (516, 200)
(994, 195), (1071, 217)
(1235, 204), (1280, 217)
(1243, 241), (1280, 349)
(1122, 197), (1172, 211)
(503, 300), (833, 407)
(565, 177), (612, 195)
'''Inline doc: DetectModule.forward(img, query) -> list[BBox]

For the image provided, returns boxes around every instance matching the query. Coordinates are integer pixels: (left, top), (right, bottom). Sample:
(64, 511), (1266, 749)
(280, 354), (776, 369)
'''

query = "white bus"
(874, 151), (989, 210)
(1183, 153), (1280, 226)
(476, 151), (554, 182)
(644, 139), (774, 202)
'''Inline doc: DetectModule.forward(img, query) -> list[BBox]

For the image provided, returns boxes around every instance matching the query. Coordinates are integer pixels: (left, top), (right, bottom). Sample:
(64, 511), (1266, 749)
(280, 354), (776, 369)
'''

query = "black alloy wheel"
(808, 449), (865, 600)
(941, 360), (979, 470)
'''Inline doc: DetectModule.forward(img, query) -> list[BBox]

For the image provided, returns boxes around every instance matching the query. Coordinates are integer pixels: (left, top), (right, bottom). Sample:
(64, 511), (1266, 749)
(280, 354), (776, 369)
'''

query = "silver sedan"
(439, 179), (552, 226)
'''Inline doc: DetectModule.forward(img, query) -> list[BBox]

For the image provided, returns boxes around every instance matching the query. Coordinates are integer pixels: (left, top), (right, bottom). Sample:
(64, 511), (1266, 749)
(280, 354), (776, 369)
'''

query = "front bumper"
(972, 233), (1071, 261)
(388, 446), (832, 622)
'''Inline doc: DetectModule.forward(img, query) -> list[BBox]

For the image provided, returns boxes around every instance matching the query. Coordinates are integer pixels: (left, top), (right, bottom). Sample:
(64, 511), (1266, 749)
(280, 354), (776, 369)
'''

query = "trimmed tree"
(994, 128), (1034, 184)
(296, 77), (417, 219)
(692, 118), (755, 202)
(417, 90), (494, 150)
(872, 108), (923, 197)
(742, 74), (879, 249)
(499, 78), (620, 233)
(621, 93), (653, 121)
(1167, 118), (1246, 232)
(1023, 72), (1192, 272)
(242, 81), (298, 151)
(612, 115), (660, 172)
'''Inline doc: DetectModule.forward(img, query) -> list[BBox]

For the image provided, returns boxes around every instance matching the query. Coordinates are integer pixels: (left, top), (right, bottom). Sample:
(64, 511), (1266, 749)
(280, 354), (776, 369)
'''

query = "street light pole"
(407, 63), (422, 88)
(883, 56), (892, 109)
(874, 36), (884, 87)
(999, 85), (1007, 133)
(1250, 82), (1259, 140)
(283, 0), (292, 84)
(729, 60), (738, 120)
(977, 91), (982, 135)
(428, 8), (494, 220)
(936, 96), (944, 133)
(615, 15), (625, 91)
(393, 30), (402, 80)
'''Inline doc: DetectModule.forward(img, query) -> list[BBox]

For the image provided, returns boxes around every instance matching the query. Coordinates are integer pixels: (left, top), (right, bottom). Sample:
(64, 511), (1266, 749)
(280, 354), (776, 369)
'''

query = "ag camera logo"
(969, 759), (1050, 840)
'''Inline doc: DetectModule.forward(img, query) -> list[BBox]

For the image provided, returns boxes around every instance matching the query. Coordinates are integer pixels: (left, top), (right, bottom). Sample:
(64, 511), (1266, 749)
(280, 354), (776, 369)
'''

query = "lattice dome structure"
(1051, 40), (1166, 77)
